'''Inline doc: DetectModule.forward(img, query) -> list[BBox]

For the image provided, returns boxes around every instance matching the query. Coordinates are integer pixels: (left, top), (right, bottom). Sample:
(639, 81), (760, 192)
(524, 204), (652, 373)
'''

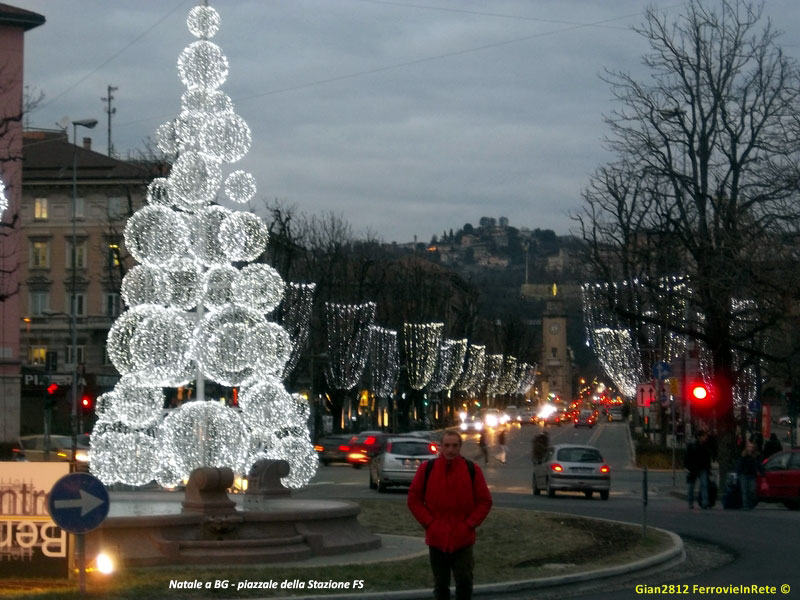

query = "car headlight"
(75, 449), (90, 462)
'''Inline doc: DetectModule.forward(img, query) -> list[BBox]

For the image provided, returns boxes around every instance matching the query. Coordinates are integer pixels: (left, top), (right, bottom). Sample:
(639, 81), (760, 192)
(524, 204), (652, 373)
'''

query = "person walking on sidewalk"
(736, 439), (764, 510)
(497, 428), (507, 464)
(684, 430), (712, 509)
(478, 432), (488, 465)
(408, 430), (492, 600)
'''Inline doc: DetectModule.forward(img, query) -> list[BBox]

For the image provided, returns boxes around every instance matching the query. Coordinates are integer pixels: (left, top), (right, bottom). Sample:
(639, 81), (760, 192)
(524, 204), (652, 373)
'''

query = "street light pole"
(70, 119), (97, 468)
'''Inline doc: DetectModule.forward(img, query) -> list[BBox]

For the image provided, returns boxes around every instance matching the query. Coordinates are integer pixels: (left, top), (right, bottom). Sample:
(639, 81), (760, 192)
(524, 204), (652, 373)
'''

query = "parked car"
(314, 434), (353, 466)
(15, 434), (90, 463)
(758, 449), (800, 510)
(574, 410), (597, 428)
(370, 436), (438, 492)
(346, 431), (392, 468)
(532, 443), (610, 500)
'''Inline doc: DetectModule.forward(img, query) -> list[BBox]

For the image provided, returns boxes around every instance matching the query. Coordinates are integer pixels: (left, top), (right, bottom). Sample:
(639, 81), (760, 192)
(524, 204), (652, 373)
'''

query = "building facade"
(19, 129), (154, 435)
(0, 4), (45, 442)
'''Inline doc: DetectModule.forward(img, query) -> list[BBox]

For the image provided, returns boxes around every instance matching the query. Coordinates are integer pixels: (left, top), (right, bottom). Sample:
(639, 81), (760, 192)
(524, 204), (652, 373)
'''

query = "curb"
(249, 525), (684, 600)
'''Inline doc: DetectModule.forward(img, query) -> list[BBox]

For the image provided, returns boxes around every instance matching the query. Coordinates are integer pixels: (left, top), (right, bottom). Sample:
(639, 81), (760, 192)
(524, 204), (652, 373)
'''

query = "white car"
(532, 443), (610, 500)
(369, 437), (438, 493)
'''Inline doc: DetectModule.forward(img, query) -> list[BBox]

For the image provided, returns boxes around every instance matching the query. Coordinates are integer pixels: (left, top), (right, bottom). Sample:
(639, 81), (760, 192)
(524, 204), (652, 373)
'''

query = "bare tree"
(573, 0), (800, 473)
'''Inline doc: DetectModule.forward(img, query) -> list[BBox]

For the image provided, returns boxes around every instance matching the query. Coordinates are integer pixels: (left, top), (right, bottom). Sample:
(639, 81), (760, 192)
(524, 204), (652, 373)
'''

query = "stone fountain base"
(86, 462), (381, 568)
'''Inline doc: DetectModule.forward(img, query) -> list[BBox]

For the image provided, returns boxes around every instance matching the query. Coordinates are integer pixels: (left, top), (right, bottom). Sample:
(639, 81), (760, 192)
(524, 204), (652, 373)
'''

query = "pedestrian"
(532, 430), (549, 464)
(408, 431), (493, 600)
(684, 430), (712, 509)
(497, 428), (507, 464)
(762, 432), (782, 459)
(736, 439), (763, 510)
(478, 432), (488, 465)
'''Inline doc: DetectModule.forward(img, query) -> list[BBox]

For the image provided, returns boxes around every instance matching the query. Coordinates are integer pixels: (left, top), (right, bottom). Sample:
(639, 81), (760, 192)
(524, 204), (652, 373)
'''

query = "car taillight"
(550, 463), (563, 472)
(364, 436), (376, 445)
(429, 444), (438, 454)
(338, 445), (350, 452)
(600, 464), (610, 474)
(574, 418), (578, 423)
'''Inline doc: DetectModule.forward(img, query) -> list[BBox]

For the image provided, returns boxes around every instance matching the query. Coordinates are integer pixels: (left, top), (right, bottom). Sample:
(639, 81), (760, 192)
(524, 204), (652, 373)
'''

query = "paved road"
(300, 423), (800, 599)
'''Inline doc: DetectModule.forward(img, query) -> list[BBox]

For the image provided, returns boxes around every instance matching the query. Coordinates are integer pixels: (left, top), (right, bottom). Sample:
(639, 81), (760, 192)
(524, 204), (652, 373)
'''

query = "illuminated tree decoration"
(497, 355), (518, 395)
(324, 302), (376, 390)
(90, 3), (317, 489)
(275, 282), (316, 381)
(483, 354), (504, 397)
(368, 326), (400, 398)
(456, 344), (486, 393)
(513, 362), (538, 395)
(403, 322), (444, 390)
(428, 339), (466, 393)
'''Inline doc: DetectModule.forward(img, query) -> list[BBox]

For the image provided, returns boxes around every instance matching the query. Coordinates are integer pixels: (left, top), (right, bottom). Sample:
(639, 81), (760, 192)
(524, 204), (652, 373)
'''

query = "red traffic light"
(689, 381), (712, 402)
(81, 395), (93, 412)
(47, 383), (59, 395)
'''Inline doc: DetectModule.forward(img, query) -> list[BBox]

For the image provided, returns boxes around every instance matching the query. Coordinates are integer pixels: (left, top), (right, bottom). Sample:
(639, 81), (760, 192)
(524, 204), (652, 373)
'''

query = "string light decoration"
(513, 362), (538, 395)
(324, 302), (376, 390)
(496, 355), (518, 395)
(456, 344), (486, 393)
(428, 339), (467, 393)
(403, 323), (444, 390)
(274, 283), (316, 381)
(368, 326), (400, 398)
(90, 3), (318, 490)
(483, 354), (504, 397)
(0, 175), (7, 218)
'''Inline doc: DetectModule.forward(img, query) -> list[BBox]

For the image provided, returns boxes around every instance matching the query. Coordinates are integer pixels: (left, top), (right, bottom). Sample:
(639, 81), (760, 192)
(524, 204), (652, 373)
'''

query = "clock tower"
(541, 283), (572, 400)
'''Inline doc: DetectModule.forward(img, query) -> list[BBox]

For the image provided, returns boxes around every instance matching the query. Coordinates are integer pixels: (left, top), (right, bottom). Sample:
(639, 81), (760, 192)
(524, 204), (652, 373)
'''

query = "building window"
(74, 197), (85, 219)
(67, 292), (87, 317)
(102, 346), (113, 366)
(30, 240), (49, 268)
(29, 291), (50, 316)
(66, 345), (85, 366)
(105, 293), (121, 317)
(34, 198), (48, 220)
(29, 346), (47, 365)
(551, 347), (558, 358)
(66, 240), (87, 269)
(108, 197), (127, 219)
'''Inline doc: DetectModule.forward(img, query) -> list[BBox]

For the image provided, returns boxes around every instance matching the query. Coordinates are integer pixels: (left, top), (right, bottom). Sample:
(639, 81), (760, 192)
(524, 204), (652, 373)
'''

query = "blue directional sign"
(47, 473), (109, 534)
(652, 361), (672, 380)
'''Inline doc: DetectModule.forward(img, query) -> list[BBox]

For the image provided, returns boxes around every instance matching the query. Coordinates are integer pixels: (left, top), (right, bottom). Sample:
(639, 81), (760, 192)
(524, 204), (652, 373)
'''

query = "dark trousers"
(429, 545), (474, 600)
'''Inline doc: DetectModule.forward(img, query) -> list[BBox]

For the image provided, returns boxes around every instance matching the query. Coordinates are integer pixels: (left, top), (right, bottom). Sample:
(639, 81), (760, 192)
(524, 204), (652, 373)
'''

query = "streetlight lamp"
(70, 118), (97, 468)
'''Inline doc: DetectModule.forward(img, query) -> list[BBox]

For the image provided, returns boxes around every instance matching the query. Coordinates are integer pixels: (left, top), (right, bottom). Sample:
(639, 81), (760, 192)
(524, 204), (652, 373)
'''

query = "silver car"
(532, 443), (610, 500)
(369, 436), (439, 493)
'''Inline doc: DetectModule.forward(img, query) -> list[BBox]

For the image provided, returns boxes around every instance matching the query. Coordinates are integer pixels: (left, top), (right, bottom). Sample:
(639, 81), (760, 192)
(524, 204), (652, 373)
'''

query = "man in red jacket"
(407, 430), (493, 600)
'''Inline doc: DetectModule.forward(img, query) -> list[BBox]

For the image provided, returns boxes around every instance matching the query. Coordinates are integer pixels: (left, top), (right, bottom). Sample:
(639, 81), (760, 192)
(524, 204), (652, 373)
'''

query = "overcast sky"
(17, 0), (800, 243)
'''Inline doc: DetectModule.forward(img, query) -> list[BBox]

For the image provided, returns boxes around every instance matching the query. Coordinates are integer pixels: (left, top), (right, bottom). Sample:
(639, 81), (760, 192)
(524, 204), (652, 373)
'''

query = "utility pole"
(101, 85), (118, 157)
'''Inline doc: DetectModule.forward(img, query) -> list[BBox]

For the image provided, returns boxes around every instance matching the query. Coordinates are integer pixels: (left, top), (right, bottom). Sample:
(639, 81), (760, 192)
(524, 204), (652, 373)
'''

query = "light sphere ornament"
(238, 376), (296, 432)
(181, 89), (233, 115)
(269, 433), (319, 489)
(172, 111), (207, 153)
(191, 205), (232, 266)
(90, 426), (160, 486)
(121, 265), (169, 307)
(110, 376), (165, 429)
(202, 265), (238, 309)
(155, 122), (179, 155)
(201, 112), (251, 163)
(124, 205), (191, 266)
(167, 150), (222, 212)
(220, 211), (268, 262)
(129, 307), (195, 385)
(146, 177), (171, 207)
(187, 5), (220, 39)
(224, 170), (256, 204)
(232, 263), (284, 314)
(158, 401), (252, 480)
(177, 40), (228, 91)
(162, 261), (201, 311)
(194, 304), (268, 386)
(252, 321), (293, 376)
(107, 305), (163, 375)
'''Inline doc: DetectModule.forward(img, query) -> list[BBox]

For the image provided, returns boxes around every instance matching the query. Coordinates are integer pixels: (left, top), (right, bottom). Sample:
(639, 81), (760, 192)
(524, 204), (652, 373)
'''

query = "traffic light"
(45, 383), (60, 409)
(687, 380), (714, 413)
(47, 383), (59, 395)
(81, 394), (93, 414)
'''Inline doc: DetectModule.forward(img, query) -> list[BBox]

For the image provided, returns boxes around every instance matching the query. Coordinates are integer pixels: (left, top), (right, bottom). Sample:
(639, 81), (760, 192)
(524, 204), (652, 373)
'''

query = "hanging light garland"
(324, 302), (376, 391)
(456, 344), (486, 393)
(276, 282), (316, 381)
(483, 354), (504, 397)
(90, 3), (318, 489)
(0, 175), (7, 218)
(403, 322), (443, 390)
(368, 326), (400, 398)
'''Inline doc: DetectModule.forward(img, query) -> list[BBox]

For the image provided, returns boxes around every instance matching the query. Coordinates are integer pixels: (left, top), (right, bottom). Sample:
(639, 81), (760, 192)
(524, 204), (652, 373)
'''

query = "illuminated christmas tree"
(89, 3), (317, 489)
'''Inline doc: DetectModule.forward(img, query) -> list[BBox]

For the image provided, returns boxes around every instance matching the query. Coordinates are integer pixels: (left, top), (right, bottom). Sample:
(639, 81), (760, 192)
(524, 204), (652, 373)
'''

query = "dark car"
(758, 449), (800, 510)
(574, 410), (597, 428)
(346, 431), (392, 468)
(314, 434), (353, 466)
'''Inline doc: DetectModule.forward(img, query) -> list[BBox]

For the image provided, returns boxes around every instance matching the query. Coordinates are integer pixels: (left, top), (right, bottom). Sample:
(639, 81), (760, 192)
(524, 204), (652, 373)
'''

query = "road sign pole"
(76, 533), (86, 593)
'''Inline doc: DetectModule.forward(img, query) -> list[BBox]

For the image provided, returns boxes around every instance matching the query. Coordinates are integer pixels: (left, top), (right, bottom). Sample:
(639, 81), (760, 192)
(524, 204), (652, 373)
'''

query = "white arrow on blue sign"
(652, 362), (672, 380)
(47, 473), (109, 534)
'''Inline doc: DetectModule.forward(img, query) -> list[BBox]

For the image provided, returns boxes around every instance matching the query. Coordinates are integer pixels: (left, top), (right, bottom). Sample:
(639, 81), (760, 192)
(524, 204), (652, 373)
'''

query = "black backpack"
(422, 458), (476, 497)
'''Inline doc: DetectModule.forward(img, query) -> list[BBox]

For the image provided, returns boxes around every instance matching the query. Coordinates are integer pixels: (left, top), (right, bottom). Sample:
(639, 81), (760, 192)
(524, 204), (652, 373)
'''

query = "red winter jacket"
(407, 455), (492, 552)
